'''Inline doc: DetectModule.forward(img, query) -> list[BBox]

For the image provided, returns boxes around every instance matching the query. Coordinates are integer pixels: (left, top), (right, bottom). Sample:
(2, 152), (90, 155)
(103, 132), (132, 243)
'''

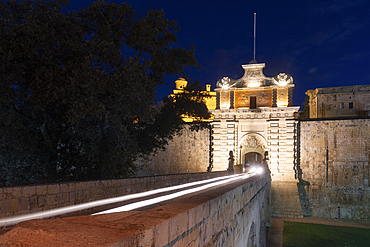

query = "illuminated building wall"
(172, 78), (216, 122)
(211, 62), (299, 181)
(234, 89), (273, 109)
(150, 63), (299, 182)
(306, 85), (370, 118)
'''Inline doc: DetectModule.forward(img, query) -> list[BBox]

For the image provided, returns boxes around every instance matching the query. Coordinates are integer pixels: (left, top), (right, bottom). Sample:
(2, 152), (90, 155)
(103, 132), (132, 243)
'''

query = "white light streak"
(247, 166), (264, 175)
(0, 174), (242, 228)
(93, 174), (252, 214)
(256, 167), (264, 174)
(249, 167), (257, 173)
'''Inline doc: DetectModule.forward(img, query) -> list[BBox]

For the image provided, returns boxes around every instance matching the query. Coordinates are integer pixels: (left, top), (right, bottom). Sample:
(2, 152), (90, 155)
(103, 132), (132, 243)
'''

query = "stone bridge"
(0, 172), (270, 246)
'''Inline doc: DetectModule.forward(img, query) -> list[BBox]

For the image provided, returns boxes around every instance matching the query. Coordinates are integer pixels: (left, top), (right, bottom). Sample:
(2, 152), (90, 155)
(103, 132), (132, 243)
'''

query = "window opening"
(250, 96), (257, 109)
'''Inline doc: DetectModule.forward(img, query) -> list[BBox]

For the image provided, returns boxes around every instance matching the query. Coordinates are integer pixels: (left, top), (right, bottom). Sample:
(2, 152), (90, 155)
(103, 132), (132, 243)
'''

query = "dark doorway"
(244, 152), (262, 165)
(250, 96), (257, 109)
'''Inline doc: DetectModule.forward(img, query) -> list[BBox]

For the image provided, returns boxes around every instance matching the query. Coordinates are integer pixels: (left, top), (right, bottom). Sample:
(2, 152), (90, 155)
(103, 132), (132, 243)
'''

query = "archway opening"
(244, 152), (263, 165)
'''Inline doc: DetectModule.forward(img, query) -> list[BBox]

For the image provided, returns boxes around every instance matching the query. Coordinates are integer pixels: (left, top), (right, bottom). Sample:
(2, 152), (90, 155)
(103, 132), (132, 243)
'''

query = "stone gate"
(210, 61), (299, 182)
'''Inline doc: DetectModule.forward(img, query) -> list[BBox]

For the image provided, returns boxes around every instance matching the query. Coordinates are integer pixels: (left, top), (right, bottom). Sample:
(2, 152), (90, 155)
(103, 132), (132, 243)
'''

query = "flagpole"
(253, 13), (256, 61)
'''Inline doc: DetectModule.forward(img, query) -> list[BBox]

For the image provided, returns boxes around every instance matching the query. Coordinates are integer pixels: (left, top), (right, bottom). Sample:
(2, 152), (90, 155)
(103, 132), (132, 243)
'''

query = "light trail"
(0, 174), (247, 228)
(93, 173), (253, 214)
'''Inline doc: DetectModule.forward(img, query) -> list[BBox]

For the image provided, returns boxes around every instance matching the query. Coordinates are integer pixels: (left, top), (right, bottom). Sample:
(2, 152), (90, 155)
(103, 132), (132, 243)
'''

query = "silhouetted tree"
(0, 0), (209, 186)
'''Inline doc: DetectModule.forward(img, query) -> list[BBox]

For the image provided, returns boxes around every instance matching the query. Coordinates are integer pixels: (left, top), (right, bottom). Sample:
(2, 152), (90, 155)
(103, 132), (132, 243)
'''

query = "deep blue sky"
(68, 0), (370, 108)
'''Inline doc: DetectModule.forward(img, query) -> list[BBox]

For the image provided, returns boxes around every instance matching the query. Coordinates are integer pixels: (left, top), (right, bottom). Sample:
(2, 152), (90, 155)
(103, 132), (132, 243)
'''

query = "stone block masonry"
(114, 174), (271, 247)
(271, 118), (370, 220)
(135, 126), (211, 176)
(0, 173), (271, 247)
(0, 171), (228, 218)
(298, 118), (370, 220)
(271, 182), (304, 218)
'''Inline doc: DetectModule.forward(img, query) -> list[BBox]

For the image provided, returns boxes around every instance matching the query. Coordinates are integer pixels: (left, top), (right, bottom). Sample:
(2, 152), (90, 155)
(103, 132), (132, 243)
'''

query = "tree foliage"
(0, 0), (210, 186)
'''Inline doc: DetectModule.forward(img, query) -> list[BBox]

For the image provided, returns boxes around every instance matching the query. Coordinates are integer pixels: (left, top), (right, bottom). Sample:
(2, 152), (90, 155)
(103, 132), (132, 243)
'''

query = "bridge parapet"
(0, 173), (271, 247)
(0, 171), (229, 218)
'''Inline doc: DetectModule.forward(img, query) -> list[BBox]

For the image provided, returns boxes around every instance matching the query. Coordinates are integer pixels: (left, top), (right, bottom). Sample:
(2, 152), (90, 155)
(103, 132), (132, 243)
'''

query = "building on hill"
(306, 85), (370, 118)
(174, 78), (217, 110)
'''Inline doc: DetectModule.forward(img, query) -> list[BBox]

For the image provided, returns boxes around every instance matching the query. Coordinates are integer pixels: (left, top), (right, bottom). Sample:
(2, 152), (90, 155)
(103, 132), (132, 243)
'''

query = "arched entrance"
(238, 133), (268, 168)
(244, 152), (263, 165)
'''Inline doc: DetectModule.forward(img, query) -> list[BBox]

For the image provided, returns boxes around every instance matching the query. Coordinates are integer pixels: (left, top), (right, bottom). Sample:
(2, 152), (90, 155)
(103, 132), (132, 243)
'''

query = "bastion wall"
(297, 118), (370, 220)
(272, 117), (370, 220)
(135, 125), (211, 176)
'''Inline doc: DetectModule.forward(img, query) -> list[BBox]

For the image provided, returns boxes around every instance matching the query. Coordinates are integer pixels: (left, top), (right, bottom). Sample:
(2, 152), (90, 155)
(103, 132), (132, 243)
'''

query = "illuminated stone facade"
(172, 78), (216, 122)
(134, 72), (370, 220)
(210, 62), (299, 181)
(306, 85), (370, 118)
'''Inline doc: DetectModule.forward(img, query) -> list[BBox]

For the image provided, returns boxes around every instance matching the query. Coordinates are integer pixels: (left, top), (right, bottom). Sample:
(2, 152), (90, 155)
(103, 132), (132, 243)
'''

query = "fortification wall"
(0, 171), (228, 218)
(135, 126), (211, 176)
(296, 118), (370, 219)
(271, 118), (370, 220)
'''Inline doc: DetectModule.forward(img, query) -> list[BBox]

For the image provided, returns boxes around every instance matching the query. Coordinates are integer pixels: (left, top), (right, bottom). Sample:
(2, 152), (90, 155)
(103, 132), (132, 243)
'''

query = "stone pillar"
(268, 116), (296, 181)
(268, 119), (279, 179)
(216, 91), (220, 109)
(285, 119), (296, 180)
(211, 111), (236, 171)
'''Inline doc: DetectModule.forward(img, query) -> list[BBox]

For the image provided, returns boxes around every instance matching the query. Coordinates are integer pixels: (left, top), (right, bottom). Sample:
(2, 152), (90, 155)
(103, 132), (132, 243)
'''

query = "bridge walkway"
(0, 173), (270, 246)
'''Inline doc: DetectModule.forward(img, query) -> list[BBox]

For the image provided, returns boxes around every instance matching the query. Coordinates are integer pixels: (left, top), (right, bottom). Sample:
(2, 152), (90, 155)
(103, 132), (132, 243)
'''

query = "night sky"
(68, 0), (370, 108)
